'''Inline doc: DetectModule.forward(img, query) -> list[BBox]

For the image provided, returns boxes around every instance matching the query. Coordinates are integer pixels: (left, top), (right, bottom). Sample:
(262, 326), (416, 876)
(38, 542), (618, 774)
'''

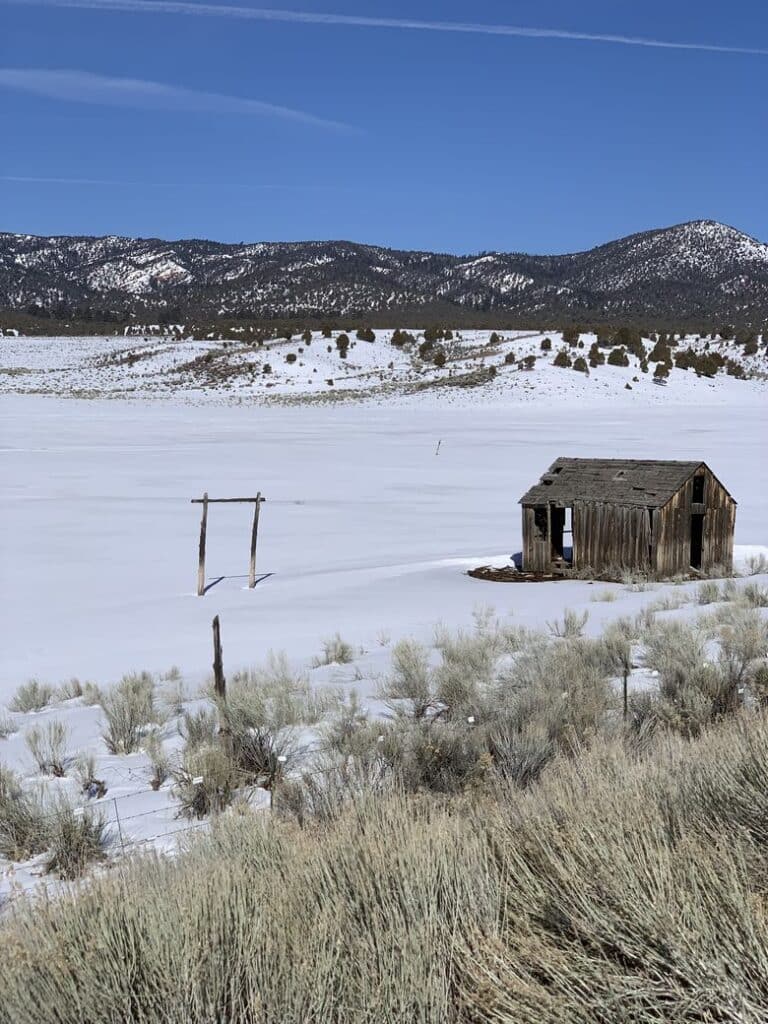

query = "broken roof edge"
(518, 458), (737, 508)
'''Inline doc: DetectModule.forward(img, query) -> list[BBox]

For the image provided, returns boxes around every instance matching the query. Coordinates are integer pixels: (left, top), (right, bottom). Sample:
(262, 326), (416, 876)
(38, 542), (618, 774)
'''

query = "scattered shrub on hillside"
(0, 766), (50, 860)
(25, 720), (70, 777)
(356, 327), (375, 342)
(636, 618), (748, 735)
(382, 639), (434, 720)
(562, 327), (580, 347)
(80, 681), (103, 706)
(614, 326), (646, 360)
(649, 337), (672, 363)
(433, 626), (504, 716)
(285, 352), (297, 364)
(225, 652), (336, 730)
(159, 672), (186, 718)
(143, 732), (171, 790)
(319, 690), (370, 758)
(718, 608), (768, 695)
(180, 706), (219, 751)
(9, 680), (54, 713)
(572, 355), (589, 374)
(547, 608), (588, 638)
(744, 553), (768, 576)
(697, 580), (722, 605)
(540, 337), (552, 351)
(57, 678), (83, 701)
(740, 582), (768, 608)
(312, 634), (355, 667)
(588, 342), (605, 367)
(74, 753), (107, 799)
(44, 802), (108, 879)
(0, 714), (15, 739)
(101, 672), (157, 755)
(607, 346), (630, 367)
(553, 350), (571, 368)
(174, 743), (239, 819)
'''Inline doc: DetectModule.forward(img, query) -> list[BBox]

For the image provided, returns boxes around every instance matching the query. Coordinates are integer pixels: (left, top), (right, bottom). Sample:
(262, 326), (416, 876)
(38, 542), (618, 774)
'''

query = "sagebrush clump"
(9, 680), (54, 713)
(100, 671), (157, 754)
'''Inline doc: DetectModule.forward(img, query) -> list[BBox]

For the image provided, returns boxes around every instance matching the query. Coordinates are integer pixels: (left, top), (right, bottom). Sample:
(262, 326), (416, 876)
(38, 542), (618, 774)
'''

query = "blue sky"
(1, 0), (766, 253)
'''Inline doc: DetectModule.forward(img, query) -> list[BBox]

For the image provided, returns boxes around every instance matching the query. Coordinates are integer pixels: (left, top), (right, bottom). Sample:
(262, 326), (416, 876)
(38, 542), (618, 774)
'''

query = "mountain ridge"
(2, 219), (767, 324)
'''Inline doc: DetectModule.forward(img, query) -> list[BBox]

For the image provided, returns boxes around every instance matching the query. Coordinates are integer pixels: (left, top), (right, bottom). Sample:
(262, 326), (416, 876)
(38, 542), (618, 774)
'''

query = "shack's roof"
(519, 458), (717, 508)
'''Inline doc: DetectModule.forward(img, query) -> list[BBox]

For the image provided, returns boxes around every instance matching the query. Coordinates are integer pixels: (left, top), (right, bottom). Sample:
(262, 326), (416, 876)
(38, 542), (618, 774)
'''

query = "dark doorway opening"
(534, 506), (548, 541)
(690, 513), (704, 569)
(550, 507), (573, 564)
(551, 507), (565, 558)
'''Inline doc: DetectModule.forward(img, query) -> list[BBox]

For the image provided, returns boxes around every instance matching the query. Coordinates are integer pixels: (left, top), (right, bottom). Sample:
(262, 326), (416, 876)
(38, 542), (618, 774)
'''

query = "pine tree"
(607, 347), (630, 367)
(562, 327), (580, 347)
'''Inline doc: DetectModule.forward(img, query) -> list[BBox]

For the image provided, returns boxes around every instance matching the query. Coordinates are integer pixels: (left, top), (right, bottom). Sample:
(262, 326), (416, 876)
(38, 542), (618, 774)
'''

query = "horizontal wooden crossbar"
(191, 496), (266, 504)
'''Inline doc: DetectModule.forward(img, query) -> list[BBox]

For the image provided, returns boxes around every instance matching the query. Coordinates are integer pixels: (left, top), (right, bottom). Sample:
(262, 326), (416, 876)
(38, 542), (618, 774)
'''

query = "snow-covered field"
(1, 331), (766, 900)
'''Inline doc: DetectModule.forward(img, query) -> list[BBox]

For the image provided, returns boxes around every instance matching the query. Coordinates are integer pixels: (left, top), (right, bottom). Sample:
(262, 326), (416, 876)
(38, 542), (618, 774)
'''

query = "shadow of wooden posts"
(201, 573), (273, 596)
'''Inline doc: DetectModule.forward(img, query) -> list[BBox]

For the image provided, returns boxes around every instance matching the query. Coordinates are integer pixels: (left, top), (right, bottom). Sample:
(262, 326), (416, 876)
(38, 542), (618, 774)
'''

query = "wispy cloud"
(0, 174), (337, 188)
(0, 68), (353, 130)
(4, 0), (768, 57)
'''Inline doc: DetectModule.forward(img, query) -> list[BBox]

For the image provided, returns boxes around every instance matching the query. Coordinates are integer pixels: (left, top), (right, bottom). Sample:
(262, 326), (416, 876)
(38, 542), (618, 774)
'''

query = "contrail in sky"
(4, 0), (768, 57)
(0, 174), (339, 187)
(0, 67), (353, 130)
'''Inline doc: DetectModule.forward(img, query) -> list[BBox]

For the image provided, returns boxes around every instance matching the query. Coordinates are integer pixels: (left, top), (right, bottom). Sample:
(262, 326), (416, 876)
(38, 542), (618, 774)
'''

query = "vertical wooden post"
(248, 493), (262, 588)
(622, 668), (629, 721)
(212, 614), (226, 700)
(197, 492), (209, 596)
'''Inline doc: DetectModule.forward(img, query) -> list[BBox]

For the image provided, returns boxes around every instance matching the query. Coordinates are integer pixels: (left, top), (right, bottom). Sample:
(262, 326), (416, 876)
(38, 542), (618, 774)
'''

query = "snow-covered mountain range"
(2, 220), (767, 322)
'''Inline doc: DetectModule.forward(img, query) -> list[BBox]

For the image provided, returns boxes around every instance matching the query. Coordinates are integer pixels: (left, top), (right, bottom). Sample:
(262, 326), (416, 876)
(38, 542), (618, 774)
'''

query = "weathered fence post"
(197, 492), (209, 596)
(248, 492), (262, 589)
(212, 614), (226, 700)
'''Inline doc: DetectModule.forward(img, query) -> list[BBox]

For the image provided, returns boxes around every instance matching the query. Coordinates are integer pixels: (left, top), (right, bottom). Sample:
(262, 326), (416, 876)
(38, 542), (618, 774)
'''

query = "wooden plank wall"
(655, 468), (735, 575)
(572, 501), (652, 572)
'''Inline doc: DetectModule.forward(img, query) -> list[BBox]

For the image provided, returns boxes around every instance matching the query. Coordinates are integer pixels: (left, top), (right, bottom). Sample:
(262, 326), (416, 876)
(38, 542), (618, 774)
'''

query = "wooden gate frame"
(191, 492), (266, 596)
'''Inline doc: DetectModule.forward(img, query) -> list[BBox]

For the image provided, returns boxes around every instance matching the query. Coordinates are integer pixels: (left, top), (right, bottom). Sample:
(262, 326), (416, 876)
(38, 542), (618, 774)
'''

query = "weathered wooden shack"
(519, 459), (735, 577)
